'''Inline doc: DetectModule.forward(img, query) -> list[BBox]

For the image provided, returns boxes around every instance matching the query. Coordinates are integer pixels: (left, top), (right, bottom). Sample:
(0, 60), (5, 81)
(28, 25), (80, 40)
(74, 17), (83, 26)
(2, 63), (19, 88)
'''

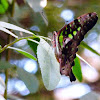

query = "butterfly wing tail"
(69, 69), (76, 82)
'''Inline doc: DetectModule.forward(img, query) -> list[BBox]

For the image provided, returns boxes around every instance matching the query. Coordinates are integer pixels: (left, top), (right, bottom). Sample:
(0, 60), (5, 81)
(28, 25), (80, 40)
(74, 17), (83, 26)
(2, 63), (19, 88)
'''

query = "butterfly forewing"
(53, 12), (98, 82)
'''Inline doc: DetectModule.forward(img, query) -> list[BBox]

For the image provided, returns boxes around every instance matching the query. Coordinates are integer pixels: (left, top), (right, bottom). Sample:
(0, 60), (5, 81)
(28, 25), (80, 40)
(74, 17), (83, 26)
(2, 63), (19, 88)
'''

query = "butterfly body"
(52, 12), (98, 81)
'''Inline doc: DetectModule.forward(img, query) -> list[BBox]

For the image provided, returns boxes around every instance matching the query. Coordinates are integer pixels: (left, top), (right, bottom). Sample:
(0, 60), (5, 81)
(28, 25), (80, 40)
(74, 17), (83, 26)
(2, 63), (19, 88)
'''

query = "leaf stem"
(4, 69), (8, 99)
(0, 35), (51, 53)
(4, 35), (11, 99)
(4, 0), (16, 98)
(11, 0), (16, 17)
(38, 36), (51, 41)
(0, 36), (35, 53)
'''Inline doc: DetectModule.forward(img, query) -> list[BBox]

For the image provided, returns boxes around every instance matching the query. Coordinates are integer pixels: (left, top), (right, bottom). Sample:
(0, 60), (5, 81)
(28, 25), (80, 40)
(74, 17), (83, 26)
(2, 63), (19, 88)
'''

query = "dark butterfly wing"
(56, 12), (98, 81)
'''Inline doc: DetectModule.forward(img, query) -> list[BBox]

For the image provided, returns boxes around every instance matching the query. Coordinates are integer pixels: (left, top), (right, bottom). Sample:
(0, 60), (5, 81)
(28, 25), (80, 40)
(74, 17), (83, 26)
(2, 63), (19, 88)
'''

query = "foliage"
(0, 60), (15, 70)
(0, 22), (99, 91)
(72, 57), (82, 82)
(0, 0), (99, 100)
(0, 1), (99, 99)
(8, 46), (37, 61)
(0, 0), (8, 14)
(37, 38), (61, 90)
(27, 37), (40, 55)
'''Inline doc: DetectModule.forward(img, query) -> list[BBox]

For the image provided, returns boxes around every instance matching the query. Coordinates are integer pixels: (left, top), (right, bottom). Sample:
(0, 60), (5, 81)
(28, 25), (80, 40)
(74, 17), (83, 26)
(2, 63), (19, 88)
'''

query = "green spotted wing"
(54, 12), (98, 82)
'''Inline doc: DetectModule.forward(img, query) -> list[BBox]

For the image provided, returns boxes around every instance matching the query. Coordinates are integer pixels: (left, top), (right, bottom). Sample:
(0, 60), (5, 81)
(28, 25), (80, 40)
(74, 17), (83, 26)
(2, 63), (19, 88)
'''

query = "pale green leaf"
(0, 21), (34, 35)
(0, 26), (18, 38)
(0, 60), (14, 70)
(8, 46), (37, 61)
(17, 67), (39, 93)
(37, 38), (61, 90)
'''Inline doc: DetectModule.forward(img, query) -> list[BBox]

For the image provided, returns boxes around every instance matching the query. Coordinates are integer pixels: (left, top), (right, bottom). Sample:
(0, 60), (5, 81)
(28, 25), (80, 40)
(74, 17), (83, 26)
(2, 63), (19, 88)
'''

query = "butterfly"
(52, 12), (98, 82)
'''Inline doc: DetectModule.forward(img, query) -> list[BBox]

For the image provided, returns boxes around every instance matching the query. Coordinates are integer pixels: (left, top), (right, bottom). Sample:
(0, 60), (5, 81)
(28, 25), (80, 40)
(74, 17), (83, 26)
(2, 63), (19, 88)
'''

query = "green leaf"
(0, 26), (18, 38)
(0, 0), (9, 14)
(17, 67), (39, 93)
(0, 21), (34, 35)
(27, 37), (40, 55)
(8, 46), (37, 61)
(0, 4), (5, 14)
(1, 0), (9, 10)
(0, 60), (14, 70)
(80, 41), (100, 56)
(76, 54), (93, 69)
(72, 56), (82, 82)
(37, 38), (61, 90)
